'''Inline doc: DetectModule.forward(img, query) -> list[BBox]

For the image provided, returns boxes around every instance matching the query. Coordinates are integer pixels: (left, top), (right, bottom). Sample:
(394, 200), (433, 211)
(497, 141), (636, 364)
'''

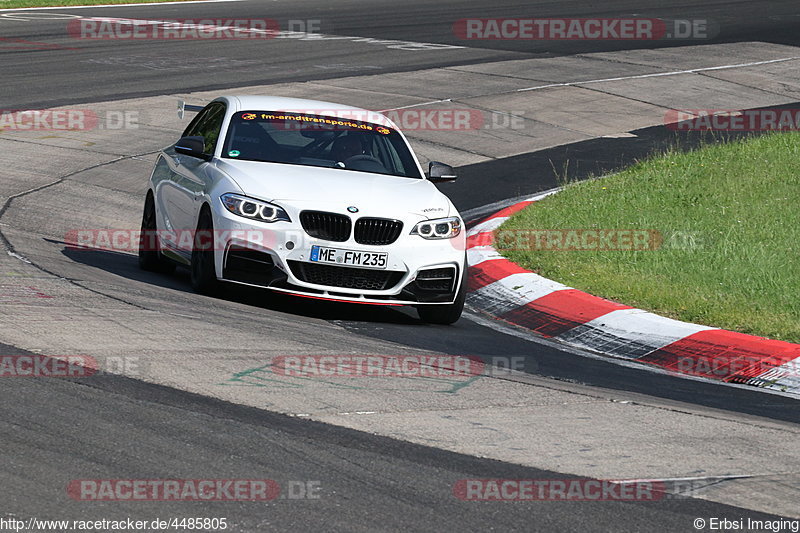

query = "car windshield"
(221, 111), (423, 179)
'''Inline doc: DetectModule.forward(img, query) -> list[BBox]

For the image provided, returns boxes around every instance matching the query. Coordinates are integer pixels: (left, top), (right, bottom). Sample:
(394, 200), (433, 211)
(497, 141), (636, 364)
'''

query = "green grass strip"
(501, 132), (800, 342)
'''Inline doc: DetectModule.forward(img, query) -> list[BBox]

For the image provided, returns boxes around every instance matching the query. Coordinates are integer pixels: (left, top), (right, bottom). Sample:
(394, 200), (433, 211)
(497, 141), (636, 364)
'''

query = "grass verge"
(0, 0), (196, 8)
(500, 132), (800, 343)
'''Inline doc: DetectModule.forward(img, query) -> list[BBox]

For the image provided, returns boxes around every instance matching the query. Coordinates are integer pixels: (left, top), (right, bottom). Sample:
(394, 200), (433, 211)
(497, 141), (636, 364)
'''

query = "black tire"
(416, 262), (467, 325)
(138, 193), (176, 274)
(190, 207), (220, 295)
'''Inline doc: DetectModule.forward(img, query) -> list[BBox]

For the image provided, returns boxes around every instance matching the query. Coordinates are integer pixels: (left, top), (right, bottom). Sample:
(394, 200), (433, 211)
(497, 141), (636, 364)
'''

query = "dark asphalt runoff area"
(0, 0), (798, 109)
(1, 1), (799, 530)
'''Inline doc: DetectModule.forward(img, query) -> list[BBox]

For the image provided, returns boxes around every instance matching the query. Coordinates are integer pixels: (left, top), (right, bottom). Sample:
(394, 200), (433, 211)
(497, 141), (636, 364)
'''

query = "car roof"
(222, 95), (396, 128)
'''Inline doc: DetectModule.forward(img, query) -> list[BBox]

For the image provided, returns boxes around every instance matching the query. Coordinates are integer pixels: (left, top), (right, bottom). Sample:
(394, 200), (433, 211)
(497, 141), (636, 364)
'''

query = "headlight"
(220, 193), (290, 223)
(410, 216), (462, 239)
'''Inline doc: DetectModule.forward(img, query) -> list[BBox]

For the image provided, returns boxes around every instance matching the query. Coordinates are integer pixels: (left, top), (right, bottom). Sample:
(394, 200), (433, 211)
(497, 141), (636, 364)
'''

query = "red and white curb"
(466, 192), (800, 395)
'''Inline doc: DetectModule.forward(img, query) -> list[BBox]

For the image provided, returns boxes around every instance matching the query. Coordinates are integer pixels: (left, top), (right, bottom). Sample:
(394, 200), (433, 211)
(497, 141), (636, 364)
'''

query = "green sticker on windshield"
(228, 150), (241, 157)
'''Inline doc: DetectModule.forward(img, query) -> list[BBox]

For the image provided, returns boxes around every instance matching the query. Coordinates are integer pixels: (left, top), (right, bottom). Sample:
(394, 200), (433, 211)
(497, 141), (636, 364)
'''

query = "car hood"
(215, 160), (453, 218)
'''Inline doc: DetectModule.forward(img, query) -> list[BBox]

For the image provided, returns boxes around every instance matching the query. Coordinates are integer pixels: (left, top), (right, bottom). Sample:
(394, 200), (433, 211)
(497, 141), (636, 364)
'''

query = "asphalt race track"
(1, 1), (800, 531)
(1, 0), (799, 109)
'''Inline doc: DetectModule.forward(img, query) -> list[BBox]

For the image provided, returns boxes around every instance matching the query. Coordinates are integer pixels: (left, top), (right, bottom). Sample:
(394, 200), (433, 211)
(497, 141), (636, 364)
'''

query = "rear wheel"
(416, 262), (467, 325)
(138, 193), (176, 274)
(190, 208), (220, 295)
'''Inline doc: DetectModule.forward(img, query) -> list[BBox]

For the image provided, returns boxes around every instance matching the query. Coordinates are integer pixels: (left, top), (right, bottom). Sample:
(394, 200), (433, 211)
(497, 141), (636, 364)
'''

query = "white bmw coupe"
(139, 96), (467, 324)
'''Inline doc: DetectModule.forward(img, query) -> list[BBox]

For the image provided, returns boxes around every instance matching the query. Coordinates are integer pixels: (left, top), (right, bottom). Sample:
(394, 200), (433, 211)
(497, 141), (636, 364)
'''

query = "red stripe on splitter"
(499, 289), (632, 338)
(468, 259), (530, 291)
(639, 329), (800, 383)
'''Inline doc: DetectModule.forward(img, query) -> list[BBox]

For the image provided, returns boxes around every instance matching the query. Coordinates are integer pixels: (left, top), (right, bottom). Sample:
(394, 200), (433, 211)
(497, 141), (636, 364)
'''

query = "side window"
(182, 103), (226, 156)
(182, 106), (211, 137)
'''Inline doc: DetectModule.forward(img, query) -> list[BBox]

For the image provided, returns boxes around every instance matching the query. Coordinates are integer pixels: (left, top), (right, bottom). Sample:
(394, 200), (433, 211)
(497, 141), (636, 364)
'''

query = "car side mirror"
(428, 161), (458, 183)
(175, 136), (208, 160)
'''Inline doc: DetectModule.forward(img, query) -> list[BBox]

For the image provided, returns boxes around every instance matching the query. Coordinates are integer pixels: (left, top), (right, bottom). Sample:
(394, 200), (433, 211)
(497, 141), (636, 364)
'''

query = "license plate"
(310, 246), (387, 269)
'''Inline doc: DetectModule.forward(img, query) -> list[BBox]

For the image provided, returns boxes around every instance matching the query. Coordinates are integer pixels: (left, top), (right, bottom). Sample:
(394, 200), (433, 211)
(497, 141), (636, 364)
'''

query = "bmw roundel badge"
(347, 206), (359, 213)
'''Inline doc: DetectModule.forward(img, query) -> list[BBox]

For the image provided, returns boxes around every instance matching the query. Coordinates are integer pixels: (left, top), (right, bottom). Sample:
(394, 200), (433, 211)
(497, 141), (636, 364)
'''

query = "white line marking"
(6, 250), (31, 263)
(379, 99), (452, 112)
(0, 0), (242, 12)
(517, 57), (800, 92)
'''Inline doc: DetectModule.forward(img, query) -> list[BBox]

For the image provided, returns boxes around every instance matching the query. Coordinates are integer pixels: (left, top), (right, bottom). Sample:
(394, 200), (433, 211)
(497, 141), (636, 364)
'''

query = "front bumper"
(212, 207), (466, 305)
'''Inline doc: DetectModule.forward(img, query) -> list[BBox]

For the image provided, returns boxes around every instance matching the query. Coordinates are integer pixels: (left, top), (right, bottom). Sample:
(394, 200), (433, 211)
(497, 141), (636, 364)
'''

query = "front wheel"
(138, 193), (176, 274)
(416, 263), (467, 325)
(190, 208), (220, 295)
